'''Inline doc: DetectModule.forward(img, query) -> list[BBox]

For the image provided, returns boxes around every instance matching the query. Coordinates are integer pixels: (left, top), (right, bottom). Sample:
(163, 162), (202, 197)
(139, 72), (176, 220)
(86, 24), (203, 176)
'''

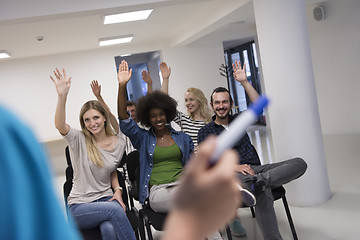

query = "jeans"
(69, 196), (136, 240)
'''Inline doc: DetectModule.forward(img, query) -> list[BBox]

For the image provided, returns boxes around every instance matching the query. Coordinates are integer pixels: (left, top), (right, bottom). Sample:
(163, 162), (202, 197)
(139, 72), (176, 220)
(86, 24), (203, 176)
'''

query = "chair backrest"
(125, 150), (140, 202)
(126, 150), (140, 183)
(63, 146), (130, 210)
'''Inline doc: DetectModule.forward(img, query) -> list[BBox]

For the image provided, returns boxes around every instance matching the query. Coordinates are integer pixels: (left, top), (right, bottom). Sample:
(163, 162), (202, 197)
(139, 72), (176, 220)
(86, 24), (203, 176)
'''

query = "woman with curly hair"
(117, 60), (194, 212)
(141, 62), (212, 150)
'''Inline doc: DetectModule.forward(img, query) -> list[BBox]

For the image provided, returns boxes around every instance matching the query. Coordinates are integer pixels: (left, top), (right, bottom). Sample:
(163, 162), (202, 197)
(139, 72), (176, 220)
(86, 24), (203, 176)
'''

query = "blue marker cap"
(249, 95), (269, 116)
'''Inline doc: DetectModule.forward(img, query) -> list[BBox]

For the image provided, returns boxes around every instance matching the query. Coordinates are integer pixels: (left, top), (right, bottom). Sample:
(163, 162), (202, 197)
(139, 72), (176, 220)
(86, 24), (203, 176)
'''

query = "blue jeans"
(69, 196), (136, 240)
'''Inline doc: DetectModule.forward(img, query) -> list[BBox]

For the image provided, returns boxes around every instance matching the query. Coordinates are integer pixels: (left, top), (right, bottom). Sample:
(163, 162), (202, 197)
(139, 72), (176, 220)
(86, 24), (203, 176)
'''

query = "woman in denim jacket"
(117, 60), (194, 212)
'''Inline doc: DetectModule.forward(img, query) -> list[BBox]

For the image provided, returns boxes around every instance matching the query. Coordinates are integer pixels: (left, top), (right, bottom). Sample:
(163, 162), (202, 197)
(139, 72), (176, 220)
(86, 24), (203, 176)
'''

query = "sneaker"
(238, 184), (256, 206)
(229, 219), (246, 237)
(207, 231), (223, 240)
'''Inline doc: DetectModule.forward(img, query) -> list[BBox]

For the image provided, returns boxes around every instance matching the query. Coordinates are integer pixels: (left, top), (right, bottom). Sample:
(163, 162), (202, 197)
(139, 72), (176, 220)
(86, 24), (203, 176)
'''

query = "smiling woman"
(117, 60), (194, 212)
(50, 68), (136, 240)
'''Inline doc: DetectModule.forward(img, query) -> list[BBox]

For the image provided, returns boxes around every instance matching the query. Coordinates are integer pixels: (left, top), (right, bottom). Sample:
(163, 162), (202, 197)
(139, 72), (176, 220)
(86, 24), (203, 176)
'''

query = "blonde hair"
(185, 88), (212, 123)
(79, 100), (115, 167)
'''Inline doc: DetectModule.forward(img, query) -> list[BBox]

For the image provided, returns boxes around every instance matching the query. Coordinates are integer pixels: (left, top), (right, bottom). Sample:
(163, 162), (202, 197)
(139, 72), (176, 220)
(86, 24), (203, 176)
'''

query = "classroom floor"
(53, 126), (360, 240)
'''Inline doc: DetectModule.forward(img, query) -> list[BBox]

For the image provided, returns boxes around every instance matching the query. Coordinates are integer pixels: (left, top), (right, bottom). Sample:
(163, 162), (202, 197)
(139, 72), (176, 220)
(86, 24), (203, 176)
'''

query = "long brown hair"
(79, 100), (115, 167)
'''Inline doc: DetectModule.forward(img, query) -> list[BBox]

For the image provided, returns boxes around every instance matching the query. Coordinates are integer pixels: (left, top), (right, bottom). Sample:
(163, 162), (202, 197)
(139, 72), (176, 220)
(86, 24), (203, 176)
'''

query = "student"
(158, 62), (212, 150)
(117, 60), (194, 212)
(198, 61), (308, 240)
(51, 68), (136, 240)
(162, 136), (242, 240)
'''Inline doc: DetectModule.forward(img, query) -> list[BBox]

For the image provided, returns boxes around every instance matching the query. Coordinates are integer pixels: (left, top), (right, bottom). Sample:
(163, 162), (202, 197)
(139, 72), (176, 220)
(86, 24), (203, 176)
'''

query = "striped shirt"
(173, 112), (206, 149)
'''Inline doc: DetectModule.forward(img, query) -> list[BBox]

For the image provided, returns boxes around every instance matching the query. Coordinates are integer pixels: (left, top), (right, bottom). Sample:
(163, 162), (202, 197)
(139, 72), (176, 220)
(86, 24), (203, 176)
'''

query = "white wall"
(306, 0), (360, 135)
(161, 43), (226, 114)
(0, 48), (120, 142)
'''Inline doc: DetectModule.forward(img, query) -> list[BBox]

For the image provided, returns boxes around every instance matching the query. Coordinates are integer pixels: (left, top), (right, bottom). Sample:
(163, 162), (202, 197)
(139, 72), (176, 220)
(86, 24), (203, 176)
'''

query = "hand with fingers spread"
(141, 70), (153, 93)
(141, 70), (152, 85)
(90, 80), (101, 98)
(232, 60), (248, 84)
(163, 136), (241, 240)
(232, 60), (259, 102)
(117, 60), (132, 85)
(159, 62), (171, 94)
(159, 62), (171, 80)
(50, 68), (72, 97)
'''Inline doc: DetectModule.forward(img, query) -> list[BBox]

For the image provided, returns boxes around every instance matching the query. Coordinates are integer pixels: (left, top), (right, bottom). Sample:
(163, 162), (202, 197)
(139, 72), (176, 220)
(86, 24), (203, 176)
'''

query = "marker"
(210, 95), (269, 165)
(209, 95), (270, 206)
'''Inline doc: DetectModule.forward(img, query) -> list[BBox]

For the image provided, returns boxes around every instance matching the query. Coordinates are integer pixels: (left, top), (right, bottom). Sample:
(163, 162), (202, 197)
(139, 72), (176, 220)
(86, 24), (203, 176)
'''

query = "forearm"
(111, 171), (120, 189)
(241, 81), (259, 103)
(55, 95), (70, 135)
(147, 82), (153, 93)
(160, 78), (169, 94)
(96, 94), (119, 134)
(117, 83), (130, 120)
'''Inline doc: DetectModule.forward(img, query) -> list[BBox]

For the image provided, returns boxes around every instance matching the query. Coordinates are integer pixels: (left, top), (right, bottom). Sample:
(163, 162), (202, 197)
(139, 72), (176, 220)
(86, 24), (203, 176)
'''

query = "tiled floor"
(53, 126), (360, 240)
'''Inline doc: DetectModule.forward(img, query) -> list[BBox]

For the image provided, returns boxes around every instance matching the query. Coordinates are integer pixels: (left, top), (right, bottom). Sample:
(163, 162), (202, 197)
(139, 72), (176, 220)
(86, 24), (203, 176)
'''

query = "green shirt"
(149, 143), (183, 185)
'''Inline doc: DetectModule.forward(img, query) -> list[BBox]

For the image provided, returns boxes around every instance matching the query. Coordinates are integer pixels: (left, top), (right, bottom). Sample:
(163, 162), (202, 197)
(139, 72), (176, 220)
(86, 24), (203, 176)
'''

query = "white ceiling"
(0, 0), (324, 60)
(0, 0), (258, 60)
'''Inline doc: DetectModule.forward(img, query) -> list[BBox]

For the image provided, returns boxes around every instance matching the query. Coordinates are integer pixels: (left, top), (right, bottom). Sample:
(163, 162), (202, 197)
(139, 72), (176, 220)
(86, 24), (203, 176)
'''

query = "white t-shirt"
(64, 127), (125, 205)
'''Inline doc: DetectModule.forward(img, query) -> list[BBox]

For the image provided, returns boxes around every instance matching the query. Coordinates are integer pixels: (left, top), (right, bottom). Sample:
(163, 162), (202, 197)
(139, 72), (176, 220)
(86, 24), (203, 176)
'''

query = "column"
(253, 0), (331, 206)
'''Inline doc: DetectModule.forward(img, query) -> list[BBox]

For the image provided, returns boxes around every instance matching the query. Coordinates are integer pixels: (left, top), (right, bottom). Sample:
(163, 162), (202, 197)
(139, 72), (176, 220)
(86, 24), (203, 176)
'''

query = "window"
(224, 41), (265, 125)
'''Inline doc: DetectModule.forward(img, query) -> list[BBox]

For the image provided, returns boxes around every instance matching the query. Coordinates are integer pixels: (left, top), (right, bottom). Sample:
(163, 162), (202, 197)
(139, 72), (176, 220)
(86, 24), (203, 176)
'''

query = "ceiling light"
(104, 9), (153, 24)
(120, 54), (132, 57)
(0, 51), (11, 59)
(99, 36), (133, 47)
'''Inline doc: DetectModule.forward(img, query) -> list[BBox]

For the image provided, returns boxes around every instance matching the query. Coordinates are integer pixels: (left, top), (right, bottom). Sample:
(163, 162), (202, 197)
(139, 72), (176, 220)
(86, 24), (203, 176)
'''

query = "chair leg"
(282, 196), (298, 240)
(225, 225), (233, 240)
(142, 214), (153, 240)
(250, 206), (256, 218)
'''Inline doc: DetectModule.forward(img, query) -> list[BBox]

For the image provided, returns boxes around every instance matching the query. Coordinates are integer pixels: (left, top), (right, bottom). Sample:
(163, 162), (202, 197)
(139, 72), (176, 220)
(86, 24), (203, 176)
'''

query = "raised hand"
(232, 60), (248, 84)
(117, 60), (132, 85)
(159, 62), (171, 80)
(90, 80), (101, 98)
(141, 70), (153, 85)
(50, 68), (72, 97)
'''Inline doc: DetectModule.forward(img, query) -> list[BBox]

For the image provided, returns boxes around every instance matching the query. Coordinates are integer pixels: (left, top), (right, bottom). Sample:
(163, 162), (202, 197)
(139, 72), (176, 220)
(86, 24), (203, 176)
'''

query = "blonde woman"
(51, 68), (135, 240)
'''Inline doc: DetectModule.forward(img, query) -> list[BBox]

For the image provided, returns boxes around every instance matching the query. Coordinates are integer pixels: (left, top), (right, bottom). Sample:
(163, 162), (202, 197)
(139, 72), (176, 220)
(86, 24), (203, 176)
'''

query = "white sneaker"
(207, 231), (223, 240)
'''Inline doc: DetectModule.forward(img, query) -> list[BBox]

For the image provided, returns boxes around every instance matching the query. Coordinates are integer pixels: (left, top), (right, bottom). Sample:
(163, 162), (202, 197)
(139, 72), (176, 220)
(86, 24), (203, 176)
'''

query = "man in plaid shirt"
(197, 61), (307, 240)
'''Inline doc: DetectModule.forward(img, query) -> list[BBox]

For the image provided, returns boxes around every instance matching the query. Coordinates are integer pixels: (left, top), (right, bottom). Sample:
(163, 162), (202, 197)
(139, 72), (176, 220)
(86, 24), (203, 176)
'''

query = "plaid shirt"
(198, 113), (261, 165)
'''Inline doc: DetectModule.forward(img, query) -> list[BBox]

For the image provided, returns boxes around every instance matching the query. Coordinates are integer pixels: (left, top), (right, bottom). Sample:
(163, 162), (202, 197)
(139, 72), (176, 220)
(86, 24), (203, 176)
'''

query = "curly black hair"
(136, 91), (178, 128)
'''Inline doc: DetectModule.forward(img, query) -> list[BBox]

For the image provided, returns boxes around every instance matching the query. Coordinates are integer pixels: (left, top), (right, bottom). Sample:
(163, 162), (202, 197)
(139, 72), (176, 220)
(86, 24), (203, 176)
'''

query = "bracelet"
(114, 186), (122, 193)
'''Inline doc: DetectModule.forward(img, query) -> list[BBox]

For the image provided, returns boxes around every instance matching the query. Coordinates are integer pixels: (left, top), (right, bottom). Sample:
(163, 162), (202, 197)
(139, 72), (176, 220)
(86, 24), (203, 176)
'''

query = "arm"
(141, 70), (153, 93)
(159, 62), (171, 94)
(50, 68), (71, 135)
(90, 80), (119, 135)
(232, 60), (259, 103)
(162, 137), (241, 240)
(109, 170), (126, 210)
(117, 60), (133, 120)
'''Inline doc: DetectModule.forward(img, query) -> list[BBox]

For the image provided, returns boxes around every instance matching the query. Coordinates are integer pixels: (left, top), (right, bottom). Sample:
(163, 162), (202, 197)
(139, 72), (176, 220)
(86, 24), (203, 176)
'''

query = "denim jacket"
(119, 117), (194, 204)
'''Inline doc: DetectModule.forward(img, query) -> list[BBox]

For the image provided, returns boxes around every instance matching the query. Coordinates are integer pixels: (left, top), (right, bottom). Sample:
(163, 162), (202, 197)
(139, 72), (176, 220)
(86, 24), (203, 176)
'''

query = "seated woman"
(116, 60), (194, 212)
(142, 62), (212, 150)
(50, 68), (136, 240)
